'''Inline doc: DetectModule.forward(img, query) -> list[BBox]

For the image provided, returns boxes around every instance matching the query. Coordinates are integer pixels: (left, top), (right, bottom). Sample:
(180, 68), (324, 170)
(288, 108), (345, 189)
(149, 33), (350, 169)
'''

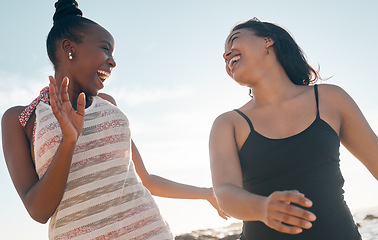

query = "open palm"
(49, 76), (85, 142)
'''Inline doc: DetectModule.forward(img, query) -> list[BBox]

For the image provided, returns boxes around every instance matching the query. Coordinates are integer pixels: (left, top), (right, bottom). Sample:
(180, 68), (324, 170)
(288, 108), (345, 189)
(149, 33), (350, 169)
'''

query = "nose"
(223, 50), (232, 61)
(108, 57), (116, 68)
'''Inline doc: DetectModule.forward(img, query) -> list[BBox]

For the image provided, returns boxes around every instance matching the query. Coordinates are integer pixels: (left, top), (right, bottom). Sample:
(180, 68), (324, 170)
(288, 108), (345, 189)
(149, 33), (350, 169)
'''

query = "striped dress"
(26, 92), (173, 239)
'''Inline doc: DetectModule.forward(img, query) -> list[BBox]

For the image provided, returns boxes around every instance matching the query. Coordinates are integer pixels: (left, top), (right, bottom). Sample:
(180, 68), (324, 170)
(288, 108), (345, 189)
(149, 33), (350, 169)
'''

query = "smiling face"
(223, 28), (271, 86)
(65, 24), (116, 97)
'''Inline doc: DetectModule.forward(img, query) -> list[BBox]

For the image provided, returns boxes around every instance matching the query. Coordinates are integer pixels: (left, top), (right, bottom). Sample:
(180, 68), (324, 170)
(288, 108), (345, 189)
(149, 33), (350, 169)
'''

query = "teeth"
(228, 55), (240, 70)
(97, 70), (111, 78)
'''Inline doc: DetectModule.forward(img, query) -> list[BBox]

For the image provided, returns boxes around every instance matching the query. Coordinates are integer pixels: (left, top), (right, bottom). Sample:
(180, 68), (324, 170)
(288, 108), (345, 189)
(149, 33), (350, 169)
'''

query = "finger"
(49, 78), (59, 109)
(48, 77), (55, 99)
(55, 76), (66, 105)
(218, 210), (230, 220)
(76, 92), (86, 117)
(290, 190), (305, 198)
(49, 75), (58, 91)
(49, 76), (58, 99)
(273, 190), (313, 208)
(49, 75), (56, 86)
(269, 219), (303, 235)
(270, 191), (316, 222)
(60, 77), (70, 103)
(274, 210), (313, 230)
(49, 82), (63, 112)
(276, 201), (316, 223)
(49, 84), (61, 117)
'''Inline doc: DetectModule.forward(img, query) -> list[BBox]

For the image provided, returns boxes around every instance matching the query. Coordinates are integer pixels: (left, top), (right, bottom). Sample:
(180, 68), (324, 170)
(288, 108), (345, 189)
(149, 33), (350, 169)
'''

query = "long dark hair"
(46, 0), (98, 69)
(232, 18), (320, 85)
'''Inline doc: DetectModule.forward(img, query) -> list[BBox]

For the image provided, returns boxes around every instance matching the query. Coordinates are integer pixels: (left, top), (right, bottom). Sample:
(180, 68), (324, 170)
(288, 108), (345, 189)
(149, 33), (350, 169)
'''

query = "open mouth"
(228, 55), (241, 71)
(97, 70), (111, 82)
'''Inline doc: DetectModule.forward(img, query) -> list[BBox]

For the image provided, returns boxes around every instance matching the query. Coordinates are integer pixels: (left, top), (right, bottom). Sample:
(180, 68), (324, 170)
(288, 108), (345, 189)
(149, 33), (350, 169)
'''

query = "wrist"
(60, 136), (78, 148)
(202, 187), (215, 200)
(253, 195), (267, 222)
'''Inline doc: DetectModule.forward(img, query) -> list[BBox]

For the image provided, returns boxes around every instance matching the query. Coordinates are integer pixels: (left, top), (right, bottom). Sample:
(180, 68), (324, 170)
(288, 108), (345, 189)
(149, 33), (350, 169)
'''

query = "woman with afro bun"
(2, 1), (227, 239)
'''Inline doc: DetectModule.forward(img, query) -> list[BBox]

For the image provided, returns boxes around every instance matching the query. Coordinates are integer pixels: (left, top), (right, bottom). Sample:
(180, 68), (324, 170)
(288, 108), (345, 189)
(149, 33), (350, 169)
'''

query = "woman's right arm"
(2, 107), (75, 223)
(2, 77), (85, 224)
(209, 112), (316, 234)
(209, 113), (263, 219)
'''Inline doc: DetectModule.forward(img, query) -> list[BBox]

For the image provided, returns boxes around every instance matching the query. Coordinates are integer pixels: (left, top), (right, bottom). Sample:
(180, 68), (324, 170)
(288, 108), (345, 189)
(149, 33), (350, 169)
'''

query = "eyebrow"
(227, 31), (241, 44)
(100, 40), (113, 49)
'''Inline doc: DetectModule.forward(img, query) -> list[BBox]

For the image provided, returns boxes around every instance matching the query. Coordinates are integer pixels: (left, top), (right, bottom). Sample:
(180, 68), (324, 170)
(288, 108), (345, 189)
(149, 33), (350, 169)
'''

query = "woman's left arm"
(336, 86), (378, 180)
(97, 93), (227, 219)
(131, 140), (228, 219)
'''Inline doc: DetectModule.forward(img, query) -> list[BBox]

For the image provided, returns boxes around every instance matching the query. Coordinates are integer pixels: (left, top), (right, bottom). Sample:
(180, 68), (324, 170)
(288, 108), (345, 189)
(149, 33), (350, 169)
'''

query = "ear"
(264, 37), (275, 49)
(61, 39), (75, 56)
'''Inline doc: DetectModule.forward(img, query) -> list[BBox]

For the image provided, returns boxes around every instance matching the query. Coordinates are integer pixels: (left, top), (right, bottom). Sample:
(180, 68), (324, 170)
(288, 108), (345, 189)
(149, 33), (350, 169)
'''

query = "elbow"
(213, 185), (232, 211)
(28, 210), (50, 224)
(214, 194), (234, 218)
(213, 183), (252, 219)
(141, 175), (165, 197)
(20, 188), (57, 224)
(140, 175), (156, 195)
(144, 182), (157, 195)
(26, 204), (52, 224)
(34, 217), (49, 224)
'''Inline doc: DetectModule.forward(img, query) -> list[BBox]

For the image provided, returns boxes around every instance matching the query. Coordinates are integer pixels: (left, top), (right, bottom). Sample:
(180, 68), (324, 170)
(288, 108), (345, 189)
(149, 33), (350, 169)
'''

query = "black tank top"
(235, 85), (361, 240)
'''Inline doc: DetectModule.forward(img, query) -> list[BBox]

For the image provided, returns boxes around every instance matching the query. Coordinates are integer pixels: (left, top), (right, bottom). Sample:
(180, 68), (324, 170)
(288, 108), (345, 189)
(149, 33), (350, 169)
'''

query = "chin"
(87, 87), (100, 98)
(231, 72), (241, 82)
(232, 75), (249, 87)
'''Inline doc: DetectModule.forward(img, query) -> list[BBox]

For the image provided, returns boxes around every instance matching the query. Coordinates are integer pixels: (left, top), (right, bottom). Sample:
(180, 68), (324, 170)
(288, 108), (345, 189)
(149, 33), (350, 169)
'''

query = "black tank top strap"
(234, 109), (254, 131)
(314, 84), (320, 118)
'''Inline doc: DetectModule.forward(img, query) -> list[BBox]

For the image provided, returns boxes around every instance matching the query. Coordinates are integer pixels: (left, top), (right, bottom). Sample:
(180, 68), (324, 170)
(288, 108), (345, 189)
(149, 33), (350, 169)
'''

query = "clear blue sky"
(1, 1), (378, 239)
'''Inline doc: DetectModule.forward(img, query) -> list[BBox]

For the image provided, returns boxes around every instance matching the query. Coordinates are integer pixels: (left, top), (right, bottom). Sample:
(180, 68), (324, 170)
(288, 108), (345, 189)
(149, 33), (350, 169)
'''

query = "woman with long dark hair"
(209, 18), (378, 239)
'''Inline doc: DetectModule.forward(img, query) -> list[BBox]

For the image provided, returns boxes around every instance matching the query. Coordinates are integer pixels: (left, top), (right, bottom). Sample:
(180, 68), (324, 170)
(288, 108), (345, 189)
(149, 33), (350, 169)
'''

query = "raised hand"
(49, 76), (85, 143)
(261, 190), (316, 234)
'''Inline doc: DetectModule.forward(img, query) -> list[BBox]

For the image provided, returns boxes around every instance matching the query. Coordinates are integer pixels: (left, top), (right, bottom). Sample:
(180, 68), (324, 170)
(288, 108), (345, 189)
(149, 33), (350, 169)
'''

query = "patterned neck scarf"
(18, 86), (49, 127)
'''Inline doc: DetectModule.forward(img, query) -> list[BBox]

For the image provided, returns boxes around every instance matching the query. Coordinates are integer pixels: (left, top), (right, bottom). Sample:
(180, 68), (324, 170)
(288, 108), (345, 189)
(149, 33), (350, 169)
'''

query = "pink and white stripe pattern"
(32, 96), (173, 240)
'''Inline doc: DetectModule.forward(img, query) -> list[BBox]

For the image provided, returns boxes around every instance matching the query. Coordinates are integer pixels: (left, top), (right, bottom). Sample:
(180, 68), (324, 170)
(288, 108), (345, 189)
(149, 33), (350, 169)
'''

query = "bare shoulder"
(98, 93), (117, 106)
(2, 105), (31, 158)
(212, 110), (238, 129)
(317, 84), (350, 101)
(317, 83), (360, 116)
(1, 105), (31, 141)
(2, 106), (26, 124)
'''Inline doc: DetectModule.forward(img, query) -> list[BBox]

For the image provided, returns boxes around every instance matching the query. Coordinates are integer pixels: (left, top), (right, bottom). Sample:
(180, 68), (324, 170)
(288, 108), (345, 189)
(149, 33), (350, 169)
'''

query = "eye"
(101, 46), (110, 53)
(230, 36), (238, 44)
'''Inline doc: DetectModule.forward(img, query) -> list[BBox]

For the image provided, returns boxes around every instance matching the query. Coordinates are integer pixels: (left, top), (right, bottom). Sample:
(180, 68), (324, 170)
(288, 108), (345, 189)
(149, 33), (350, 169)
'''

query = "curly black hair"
(46, 0), (98, 69)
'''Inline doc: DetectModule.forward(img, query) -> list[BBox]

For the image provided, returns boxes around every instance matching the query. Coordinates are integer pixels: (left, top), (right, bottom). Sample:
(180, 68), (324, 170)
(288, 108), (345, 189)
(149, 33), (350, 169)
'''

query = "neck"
(248, 66), (299, 105)
(54, 72), (92, 110)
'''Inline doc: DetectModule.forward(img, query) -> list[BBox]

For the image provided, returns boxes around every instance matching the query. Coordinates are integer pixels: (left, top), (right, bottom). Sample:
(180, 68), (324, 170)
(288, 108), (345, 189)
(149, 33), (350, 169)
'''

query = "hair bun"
(53, 0), (83, 24)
